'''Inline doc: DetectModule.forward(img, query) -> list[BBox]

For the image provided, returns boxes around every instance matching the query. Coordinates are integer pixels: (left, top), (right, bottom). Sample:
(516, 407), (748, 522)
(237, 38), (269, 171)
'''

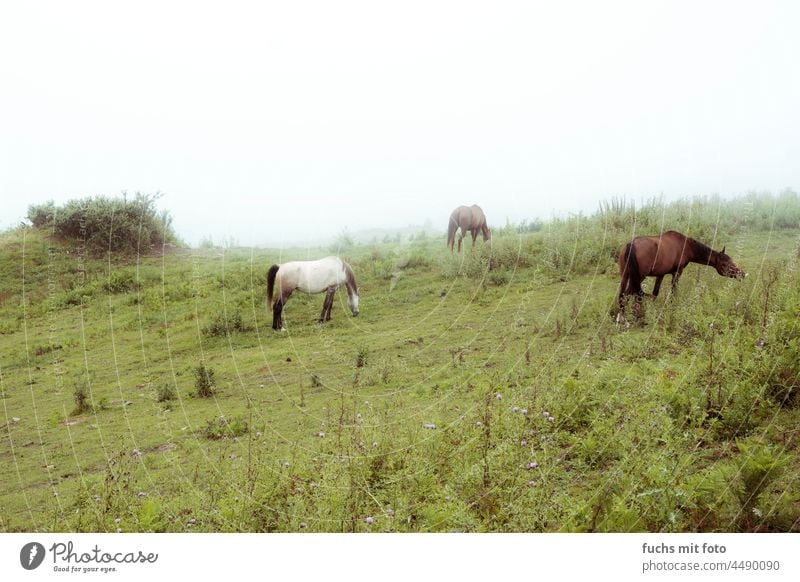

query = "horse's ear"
(721, 246), (726, 255)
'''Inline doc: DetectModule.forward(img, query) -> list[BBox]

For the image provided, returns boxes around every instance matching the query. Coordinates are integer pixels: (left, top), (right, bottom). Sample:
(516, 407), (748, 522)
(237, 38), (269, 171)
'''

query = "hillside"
(1, 194), (799, 532)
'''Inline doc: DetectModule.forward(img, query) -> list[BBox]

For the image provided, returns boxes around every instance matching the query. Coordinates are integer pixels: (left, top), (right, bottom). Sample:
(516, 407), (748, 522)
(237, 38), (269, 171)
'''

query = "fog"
(1, 1), (798, 246)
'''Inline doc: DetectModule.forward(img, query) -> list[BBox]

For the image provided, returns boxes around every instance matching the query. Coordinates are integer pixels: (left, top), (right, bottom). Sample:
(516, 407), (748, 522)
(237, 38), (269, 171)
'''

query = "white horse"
(266, 256), (360, 331)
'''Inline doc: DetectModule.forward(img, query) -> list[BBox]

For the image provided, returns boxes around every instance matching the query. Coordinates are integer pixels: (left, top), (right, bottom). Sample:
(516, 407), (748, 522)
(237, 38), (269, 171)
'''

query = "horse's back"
(469, 205), (486, 226)
(451, 205), (472, 227)
(281, 256), (347, 294)
(623, 231), (691, 276)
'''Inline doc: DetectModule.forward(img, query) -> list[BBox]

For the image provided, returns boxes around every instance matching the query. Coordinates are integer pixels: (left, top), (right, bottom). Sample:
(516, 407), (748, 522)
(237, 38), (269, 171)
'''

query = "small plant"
(102, 271), (135, 294)
(736, 441), (789, 531)
(156, 383), (176, 403)
(488, 270), (510, 286)
(195, 364), (216, 398)
(203, 416), (249, 440)
(355, 346), (368, 368)
(203, 311), (249, 337)
(72, 384), (92, 416)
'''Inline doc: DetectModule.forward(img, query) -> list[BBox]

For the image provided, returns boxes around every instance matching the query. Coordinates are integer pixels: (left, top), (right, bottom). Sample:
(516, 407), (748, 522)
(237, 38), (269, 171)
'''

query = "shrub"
(27, 192), (179, 255)
(195, 364), (216, 398)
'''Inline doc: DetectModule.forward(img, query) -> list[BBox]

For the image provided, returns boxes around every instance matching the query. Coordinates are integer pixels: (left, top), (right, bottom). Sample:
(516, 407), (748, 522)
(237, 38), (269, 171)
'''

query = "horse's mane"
(685, 235), (714, 264)
(343, 260), (358, 293)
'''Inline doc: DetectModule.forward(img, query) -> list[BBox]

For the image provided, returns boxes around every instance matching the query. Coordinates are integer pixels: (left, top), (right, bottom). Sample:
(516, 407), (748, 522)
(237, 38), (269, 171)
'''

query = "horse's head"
(344, 262), (360, 316)
(348, 291), (360, 316)
(715, 247), (746, 279)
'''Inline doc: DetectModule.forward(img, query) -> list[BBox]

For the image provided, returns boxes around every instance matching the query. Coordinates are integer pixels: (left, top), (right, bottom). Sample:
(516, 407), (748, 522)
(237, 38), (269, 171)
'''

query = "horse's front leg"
(318, 292), (330, 324)
(471, 230), (478, 247)
(652, 275), (665, 297)
(327, 288), (337, 321)
(321, 287), (336, 322)
(670, 268), (684, 293)
(457, 232), (464, 253)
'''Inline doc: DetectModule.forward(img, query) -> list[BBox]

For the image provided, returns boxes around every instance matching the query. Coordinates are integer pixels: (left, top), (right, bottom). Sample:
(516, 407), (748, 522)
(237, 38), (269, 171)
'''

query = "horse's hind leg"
(616, 270), (629, 324)
(272, 299), (284, 331)
(457, 232), (464, 253)
(471, 230), (478, 248)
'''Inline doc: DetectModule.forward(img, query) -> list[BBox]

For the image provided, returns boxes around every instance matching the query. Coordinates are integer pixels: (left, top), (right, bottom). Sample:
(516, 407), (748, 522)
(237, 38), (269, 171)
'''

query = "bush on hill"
(27, 192), (179, 255)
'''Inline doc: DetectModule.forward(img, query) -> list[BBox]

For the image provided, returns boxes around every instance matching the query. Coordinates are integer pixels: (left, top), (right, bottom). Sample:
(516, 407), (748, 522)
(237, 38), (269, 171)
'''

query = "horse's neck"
(687, 238), (714, 265)
(342, 263), (357, 297)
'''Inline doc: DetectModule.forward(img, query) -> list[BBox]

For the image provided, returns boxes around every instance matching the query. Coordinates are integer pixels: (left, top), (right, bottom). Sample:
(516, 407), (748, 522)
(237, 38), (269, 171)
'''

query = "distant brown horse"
(447, 205), (491, 252)
(617, 230), (745, 322)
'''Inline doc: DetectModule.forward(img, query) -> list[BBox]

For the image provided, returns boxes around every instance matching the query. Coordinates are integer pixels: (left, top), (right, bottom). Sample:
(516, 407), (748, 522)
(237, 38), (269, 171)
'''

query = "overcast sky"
(1, 1), (798, 246)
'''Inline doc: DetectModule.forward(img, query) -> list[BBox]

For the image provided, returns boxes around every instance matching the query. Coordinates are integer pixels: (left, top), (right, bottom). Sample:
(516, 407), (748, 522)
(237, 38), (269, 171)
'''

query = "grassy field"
(1, 195), (799, 532)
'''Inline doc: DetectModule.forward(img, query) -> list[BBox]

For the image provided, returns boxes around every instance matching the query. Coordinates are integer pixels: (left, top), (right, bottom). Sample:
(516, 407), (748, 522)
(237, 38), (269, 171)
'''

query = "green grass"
(1, 195), (799, 532)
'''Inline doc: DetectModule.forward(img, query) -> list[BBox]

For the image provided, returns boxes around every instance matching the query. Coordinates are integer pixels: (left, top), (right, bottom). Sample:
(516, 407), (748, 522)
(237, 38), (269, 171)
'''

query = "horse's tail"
(266, 264), (280, 309)
(447, 214), (458, 250)
(622, 242), (641, 291)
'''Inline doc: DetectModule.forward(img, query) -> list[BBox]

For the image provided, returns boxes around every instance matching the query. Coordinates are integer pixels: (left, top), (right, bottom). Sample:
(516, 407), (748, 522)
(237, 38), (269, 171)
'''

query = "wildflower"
(521, 409), (528, 415)
(548, 416), (554, 423)
(528, 480), (537, 487)
(520, 440), (527, 447)
(114, 518), (121, 524)
(512, 406), (519, 413)
(300, 522), (308, 529)
(496, 393), (503, 401)
(256, 431), (263, 437)
(318, 431), (325, 438)
(132, 448), (142, 457)
(116, 528), (122, 533)
(372, 442), (379, 447)
(528, 461), (539, 470)
(423, 423), (436, 429)
(365, 516), (375, 525)
(283, 461), (290, 468)
(543, 411), (549, 418)
(476, 421), (482, 427)
(137, 491), (147, 498)
(386, 508), (395, 517)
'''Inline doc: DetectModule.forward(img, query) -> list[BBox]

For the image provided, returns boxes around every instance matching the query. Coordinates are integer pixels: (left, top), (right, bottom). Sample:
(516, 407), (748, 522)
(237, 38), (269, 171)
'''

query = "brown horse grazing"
(447, 205), (491, 252)
(617, 230), (745, 322)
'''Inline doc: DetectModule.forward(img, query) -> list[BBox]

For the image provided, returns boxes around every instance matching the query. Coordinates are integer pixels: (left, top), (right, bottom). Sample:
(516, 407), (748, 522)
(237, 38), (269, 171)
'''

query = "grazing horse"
(266, 256), (359, 331)
(617, 230), (745, 322)
(447, 205), (491, 253)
